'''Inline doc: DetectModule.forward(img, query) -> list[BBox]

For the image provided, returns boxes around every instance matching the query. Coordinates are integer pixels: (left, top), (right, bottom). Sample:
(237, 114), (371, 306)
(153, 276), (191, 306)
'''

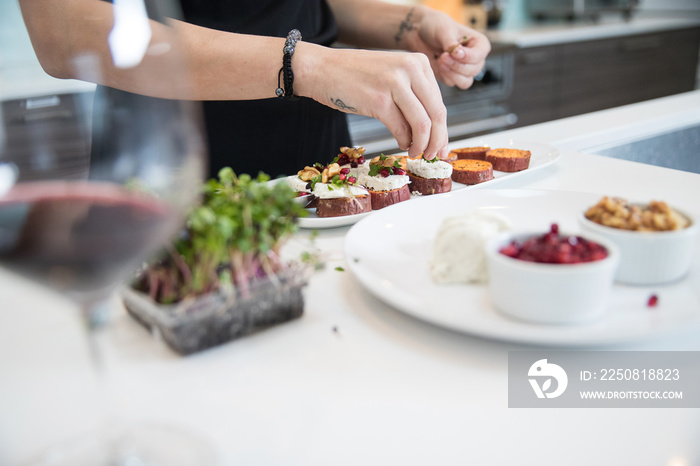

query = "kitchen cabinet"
(507, 26), (700, 127)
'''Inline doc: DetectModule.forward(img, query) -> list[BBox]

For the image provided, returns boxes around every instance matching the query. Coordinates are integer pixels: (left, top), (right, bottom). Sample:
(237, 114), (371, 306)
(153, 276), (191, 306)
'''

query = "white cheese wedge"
(430, 211), (511, 284)
(358, 173), (409, 192)
(312, 183), (369, 199)
(286, 176), (311, 193)
(406, 158), (453, 179)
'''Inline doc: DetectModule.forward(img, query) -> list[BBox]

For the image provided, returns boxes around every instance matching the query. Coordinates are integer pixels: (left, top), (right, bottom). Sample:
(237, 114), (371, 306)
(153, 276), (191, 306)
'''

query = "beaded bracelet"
(276, 29), (302, 100)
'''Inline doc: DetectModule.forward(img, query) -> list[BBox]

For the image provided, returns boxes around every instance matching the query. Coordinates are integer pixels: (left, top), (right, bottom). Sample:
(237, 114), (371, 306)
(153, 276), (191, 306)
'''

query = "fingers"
(380, 105), (412, 152)
(400, 56), (448, 159)
(437, 52), (481, 88)
(435, 30), (491, 89)
(318, 48), (447, 160)
(391, 88), (446, 159)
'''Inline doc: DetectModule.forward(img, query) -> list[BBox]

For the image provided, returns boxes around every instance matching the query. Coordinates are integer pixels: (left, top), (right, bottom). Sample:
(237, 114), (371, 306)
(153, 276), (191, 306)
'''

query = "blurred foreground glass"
(0, 0), (211, 464)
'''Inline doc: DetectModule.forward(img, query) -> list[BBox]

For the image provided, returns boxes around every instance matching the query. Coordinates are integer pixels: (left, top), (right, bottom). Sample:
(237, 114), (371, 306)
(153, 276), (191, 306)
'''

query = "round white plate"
(298, 139), (560, 229)
(344, 189), (700, 347)
(298, 210), (372, 229)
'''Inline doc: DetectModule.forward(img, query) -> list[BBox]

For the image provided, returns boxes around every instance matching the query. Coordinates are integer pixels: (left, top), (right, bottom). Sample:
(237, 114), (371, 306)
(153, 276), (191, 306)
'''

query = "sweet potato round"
(408, 173), (452, 195)
(450, 160), (494, 185)
(450, 146), (490, 161)
(370, 185), (411, 210)
(316, 195), (371, 218)
(485, 148), (531, 172)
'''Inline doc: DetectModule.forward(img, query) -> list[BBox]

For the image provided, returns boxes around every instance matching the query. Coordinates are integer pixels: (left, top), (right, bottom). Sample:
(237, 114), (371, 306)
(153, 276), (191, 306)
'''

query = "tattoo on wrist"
(331, 98), (357, 113)
(394, 8), (415, 44)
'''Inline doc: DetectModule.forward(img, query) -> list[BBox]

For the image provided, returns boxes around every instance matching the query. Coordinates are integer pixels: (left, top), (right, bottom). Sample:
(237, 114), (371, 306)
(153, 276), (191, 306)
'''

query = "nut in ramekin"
(579, 197), (699, 285)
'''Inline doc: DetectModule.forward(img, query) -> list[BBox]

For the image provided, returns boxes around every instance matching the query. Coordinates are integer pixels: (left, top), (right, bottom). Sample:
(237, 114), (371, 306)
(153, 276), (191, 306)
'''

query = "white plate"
(344, 189), (700, 347)
(298, 139), (560, 229)
(299, 210), (372, 229)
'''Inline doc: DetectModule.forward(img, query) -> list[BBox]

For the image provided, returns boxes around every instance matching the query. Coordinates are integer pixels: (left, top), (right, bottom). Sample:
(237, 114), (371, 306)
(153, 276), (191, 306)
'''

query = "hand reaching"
(298, 45), (449, 160)
(408, 7), (491, 89)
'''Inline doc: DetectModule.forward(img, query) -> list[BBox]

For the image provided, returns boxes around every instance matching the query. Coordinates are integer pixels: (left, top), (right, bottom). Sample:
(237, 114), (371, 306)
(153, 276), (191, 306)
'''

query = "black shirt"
(92, 0), (351, 179)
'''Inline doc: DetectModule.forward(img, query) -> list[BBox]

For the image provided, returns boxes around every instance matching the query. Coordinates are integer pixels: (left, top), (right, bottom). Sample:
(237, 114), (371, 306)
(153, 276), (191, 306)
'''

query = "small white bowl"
(486, 230), (620, 324)
(578, 208), (699, 286)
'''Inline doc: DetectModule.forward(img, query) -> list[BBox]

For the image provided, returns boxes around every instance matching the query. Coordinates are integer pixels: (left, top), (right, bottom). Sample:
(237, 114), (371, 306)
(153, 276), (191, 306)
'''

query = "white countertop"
(2, 91), (700, 466)
(488, 16), (700, 47)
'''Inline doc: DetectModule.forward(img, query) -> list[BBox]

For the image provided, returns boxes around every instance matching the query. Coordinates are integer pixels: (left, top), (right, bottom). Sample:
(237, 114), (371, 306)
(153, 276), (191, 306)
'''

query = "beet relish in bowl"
(499, 223), (609, 264)
(486, 224), (619, 325)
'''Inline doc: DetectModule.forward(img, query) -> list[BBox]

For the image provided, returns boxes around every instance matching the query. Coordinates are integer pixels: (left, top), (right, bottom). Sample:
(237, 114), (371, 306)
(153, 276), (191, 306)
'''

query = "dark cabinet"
(1, 92), (93, 181)
(508, 45), (561, 127)
(507, 26), (700, 127)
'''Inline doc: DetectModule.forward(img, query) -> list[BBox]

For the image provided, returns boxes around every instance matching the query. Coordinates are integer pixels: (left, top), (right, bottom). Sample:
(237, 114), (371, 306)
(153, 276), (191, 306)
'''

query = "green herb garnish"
(134, 168), (308, 304)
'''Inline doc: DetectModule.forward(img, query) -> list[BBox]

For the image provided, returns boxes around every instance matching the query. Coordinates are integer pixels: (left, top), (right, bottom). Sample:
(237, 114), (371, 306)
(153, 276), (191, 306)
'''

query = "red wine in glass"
(0, 181), (177, 297)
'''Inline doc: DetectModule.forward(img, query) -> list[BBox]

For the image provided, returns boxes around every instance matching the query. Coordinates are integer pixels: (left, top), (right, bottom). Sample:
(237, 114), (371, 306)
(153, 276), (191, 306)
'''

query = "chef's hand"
(296, 45), (448, 160)
(408, 7), (491, 89)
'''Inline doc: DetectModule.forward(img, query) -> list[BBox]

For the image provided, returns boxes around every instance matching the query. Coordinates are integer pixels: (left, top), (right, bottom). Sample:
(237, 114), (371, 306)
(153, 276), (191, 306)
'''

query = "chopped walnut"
(370, 155), (398, 168)
(340, 146), (366, 159)
(585, 196), (690, 231)
(298, 166), (320, 181)
(321, 163), (341, 183)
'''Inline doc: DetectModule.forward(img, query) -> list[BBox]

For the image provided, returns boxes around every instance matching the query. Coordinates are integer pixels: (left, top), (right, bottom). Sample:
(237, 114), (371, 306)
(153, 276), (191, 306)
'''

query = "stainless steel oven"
(347, 46), (517, 156)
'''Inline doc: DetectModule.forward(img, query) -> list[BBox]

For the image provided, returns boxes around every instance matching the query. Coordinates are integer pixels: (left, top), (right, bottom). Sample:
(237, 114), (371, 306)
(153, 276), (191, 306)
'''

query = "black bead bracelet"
(276, 29), (302, 100)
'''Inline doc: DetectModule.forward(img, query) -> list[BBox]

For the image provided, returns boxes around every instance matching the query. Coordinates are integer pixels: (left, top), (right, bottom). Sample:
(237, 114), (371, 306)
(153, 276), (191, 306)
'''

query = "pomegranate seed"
(647, 294), (659, 307)
(500, 227), (607, 264)
(394, 168), (406, 176)
(357, 156), (365, 164)
(340, 167), (350, 174)
(338, 173), (347, 181)
(350, 162), (358, 168)
(379, 168), (390, 177)
(348, 176), (357, 184)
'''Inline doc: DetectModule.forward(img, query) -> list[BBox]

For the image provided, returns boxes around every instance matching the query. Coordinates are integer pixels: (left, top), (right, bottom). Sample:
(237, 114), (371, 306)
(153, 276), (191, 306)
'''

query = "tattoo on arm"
(394, 8), (415, 44)
(330, 98), (357, 113)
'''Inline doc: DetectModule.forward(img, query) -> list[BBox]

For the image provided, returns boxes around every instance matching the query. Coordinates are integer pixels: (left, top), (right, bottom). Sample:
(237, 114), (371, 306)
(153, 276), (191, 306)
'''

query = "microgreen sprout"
(134, 168), (308, 304)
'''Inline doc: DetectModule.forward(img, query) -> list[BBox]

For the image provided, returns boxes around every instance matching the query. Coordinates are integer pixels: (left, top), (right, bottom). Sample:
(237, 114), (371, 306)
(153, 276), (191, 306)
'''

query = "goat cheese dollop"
(430, 211), (511, 284)
(406, 158), (453, 179)
(358, 174), (409, 192)
(286, 176), (311, 193)
(312, 183), (369, 199)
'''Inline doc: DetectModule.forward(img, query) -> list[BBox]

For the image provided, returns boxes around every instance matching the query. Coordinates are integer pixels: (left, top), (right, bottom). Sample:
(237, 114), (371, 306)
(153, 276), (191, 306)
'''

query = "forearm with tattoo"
(394, 8), (415, 45)
(330, 97), (357, 113)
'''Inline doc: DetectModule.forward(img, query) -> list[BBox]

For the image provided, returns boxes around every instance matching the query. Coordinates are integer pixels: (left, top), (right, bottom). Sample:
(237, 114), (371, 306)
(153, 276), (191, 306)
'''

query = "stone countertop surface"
(2, 91), (700, 466)
(488, 16), (700, 48)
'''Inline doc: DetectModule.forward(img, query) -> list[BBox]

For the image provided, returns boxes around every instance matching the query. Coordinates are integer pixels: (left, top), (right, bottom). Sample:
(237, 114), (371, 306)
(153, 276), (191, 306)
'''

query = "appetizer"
(449, 146), (490, 161)
(359, 154), (411, 210)
(450, 159), (494, 185)
(334, 146), (370, 178)
(406, 154), (453, 195)
(485, 148), (531, 172)
(289, 163), (325, 208)
(311, 163), (371, 218)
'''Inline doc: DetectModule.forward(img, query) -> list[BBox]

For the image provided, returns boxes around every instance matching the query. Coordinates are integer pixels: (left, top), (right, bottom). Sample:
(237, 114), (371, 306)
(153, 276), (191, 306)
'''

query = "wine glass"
(1, 0), (211, 464)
